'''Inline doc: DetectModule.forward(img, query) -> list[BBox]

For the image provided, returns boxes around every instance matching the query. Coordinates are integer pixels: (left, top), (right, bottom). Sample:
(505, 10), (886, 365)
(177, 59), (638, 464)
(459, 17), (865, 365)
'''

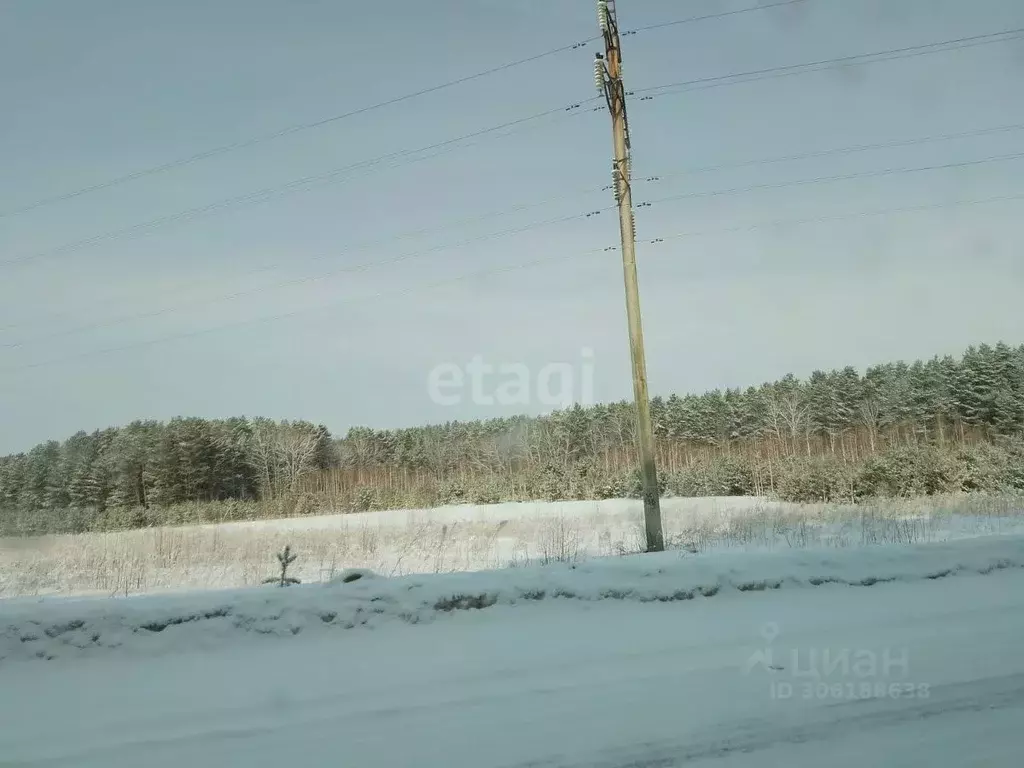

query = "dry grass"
(2, 493), (1022, 599)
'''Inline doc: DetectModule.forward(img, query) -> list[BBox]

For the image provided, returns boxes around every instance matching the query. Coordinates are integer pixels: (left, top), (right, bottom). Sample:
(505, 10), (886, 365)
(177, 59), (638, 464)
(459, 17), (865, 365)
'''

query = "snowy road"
(3, 564), (1024, 766)
(6, 565), (1024, 768)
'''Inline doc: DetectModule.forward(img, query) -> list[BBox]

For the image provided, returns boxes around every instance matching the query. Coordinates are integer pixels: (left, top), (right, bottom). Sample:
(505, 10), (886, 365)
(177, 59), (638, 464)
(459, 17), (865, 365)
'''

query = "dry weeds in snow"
(1, 494), (1022, 599)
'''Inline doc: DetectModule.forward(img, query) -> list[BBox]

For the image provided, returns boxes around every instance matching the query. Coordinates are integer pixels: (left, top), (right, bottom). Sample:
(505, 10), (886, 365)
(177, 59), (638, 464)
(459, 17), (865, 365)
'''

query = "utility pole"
(595, 0), (664, 552)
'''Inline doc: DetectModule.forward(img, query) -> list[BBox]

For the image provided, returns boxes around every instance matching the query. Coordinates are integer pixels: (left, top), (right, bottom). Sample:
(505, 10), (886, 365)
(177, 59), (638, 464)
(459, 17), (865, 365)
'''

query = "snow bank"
(3, 533), (1024, 664)
(229, 496), (777, 531)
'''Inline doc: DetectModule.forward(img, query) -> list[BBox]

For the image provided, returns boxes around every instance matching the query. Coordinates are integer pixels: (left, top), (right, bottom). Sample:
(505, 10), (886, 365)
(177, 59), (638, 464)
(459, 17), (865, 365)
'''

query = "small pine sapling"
(263, 544), (301, 587)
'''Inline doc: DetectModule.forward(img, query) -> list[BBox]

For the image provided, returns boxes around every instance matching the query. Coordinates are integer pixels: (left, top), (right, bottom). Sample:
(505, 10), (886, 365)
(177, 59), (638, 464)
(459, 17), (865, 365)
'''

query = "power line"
(639, 151), (1024, 208)
(7, 133), (1024, 344)
(634, 27), (1024, 99)
(0, 99), (600, 270)
(0, 246), (617, 375)
(32, 118), (1024, 335)
(0, 205), (618, 349)
(640, 191), (1024, 246)
(0, 178), (614, 333)
(4, 114), (1008, 336)
(625, 0), (812, 34)
(0, 43), (597, 221)
(0, 1), (809, 220)
(632, 120), (1024, 180)
(6, 26), (1018, 273)
(3, 190), (1021, 376)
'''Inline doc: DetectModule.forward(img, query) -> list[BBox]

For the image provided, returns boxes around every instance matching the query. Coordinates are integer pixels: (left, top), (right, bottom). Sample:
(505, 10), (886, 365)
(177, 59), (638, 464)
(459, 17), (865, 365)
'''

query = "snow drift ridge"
(3, 533), (1024, 664)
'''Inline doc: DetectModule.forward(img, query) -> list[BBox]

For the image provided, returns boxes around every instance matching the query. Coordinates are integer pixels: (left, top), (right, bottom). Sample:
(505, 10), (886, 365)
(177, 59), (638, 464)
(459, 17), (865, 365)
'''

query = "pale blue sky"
(2, 0), (1023, 454)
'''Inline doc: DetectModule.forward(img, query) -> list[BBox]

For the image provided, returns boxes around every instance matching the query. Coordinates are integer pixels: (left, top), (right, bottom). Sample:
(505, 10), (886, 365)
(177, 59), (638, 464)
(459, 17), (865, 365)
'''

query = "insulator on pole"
(594, 58), (605, 92)
(598, 0), (609, 31)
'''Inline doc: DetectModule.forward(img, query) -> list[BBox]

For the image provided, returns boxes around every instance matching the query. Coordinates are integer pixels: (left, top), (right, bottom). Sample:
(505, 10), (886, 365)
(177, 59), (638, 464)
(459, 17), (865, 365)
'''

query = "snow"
(3, 531), (1023, 664)
(2, 545), (1023, 766)
(6, 493), (1023, 598)
(219, 496), (780, 531)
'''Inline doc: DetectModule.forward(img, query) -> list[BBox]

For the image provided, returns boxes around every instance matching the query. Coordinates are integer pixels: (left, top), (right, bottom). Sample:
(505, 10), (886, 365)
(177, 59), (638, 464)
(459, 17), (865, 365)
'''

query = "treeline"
(2, 341), (1023, 535)
(0, 418), (334, 535)
(312, 341), (1024, 506)
(331, 341), (1024, 474)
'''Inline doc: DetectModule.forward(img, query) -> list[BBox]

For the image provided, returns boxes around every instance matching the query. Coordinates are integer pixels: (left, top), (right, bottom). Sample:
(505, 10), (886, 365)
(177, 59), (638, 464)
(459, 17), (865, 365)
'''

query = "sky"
(1, 0), (1023, 454)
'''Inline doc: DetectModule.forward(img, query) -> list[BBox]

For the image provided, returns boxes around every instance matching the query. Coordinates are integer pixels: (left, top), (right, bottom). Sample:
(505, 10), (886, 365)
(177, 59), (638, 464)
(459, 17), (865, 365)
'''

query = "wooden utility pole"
(595, 0), (664, 552)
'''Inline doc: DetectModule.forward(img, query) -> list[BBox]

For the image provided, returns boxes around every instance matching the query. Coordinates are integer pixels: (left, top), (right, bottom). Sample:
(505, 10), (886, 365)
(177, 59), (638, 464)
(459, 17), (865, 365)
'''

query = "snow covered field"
(2, 532), (1024, 766)
(2, 493), (1022, 598)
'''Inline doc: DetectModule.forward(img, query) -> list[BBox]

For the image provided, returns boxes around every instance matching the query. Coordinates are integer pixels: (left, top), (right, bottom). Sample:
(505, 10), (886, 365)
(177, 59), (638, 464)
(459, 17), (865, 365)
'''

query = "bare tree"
(244, 418), (279, 498)
(276, 421), (323, 494)
(762, 380), (809, 455)
(859, 396), (882, 453)
(241, 419), (322, 498)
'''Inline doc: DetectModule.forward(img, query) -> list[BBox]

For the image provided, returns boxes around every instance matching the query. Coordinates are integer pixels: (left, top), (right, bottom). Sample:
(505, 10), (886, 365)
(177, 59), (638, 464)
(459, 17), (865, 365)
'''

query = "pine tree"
(102, 421), (160, 508)
(992, 342), (1023, 435)
(263, 545), (300, 587)
(873, 362), (913, 435)
(0, 454), (27, 510)
(664, 394), (687, 441)
(649, 396), (669, 441)
(5, 338), (1024, 530)
(907, 360), (940, 440)
(23, 441), (60, 510)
